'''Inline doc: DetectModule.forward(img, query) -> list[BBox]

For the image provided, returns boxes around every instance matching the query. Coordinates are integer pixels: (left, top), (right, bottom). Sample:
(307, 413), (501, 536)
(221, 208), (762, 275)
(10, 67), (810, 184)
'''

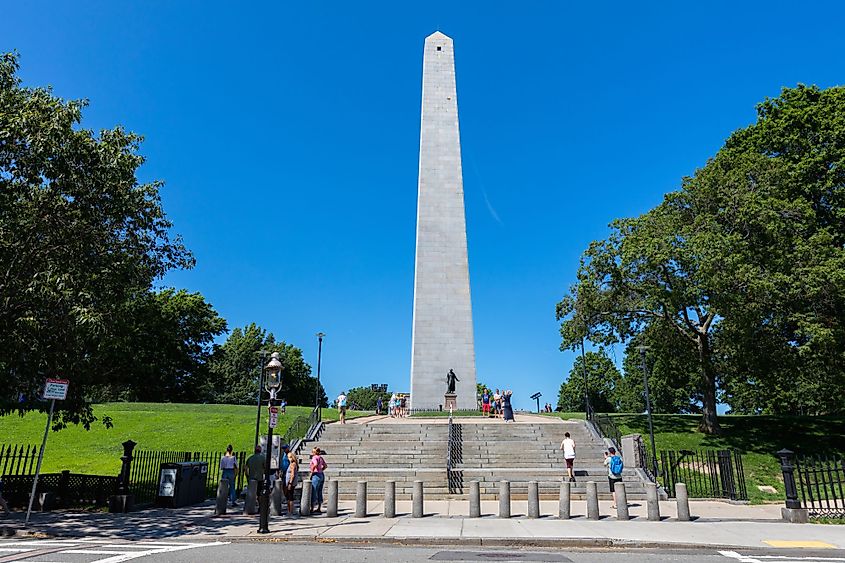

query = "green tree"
(557, 349), (621, 412)
(89, 289), (227, 404)
(0, 53), (193, 428)
(557, 85), (845, 430)
(346, 386), (390, 410)
(206, 324), (327, 407)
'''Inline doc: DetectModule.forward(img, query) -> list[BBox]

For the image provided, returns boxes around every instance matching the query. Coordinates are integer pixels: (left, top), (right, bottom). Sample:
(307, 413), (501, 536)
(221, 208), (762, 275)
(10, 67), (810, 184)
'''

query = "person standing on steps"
(503, 390), (515, 422)
(309, 447), (328, 514)
(336, 391), (348, 424)
(560, 432), (576, 482)
(481, 388), (491, 416)
(220, 444), (239, 507)
(376, 396), (383, 415)
(604, 446), (624, 509)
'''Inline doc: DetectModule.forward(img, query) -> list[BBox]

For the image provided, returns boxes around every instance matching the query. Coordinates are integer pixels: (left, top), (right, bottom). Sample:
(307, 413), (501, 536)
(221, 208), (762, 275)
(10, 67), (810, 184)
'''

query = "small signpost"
(268, 406), (279, 429)
(26, 378), (70, 525)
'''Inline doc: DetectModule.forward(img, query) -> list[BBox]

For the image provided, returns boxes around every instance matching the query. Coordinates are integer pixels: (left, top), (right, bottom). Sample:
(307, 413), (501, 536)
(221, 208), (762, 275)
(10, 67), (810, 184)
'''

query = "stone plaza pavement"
(3, 499), (843, 551)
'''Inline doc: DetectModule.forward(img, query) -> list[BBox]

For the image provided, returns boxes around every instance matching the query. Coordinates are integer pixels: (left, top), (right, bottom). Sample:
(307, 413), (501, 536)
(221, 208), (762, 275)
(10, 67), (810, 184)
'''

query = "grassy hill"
(0, 402), (366, 475)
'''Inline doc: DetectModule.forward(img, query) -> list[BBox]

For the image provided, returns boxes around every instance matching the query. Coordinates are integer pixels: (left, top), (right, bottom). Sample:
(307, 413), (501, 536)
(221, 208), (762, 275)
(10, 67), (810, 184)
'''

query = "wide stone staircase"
(310, 416), (648, 500)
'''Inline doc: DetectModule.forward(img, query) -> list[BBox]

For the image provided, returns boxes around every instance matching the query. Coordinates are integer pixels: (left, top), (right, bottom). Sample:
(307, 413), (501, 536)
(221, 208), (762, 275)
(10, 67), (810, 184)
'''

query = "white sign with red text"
(269, 406), (279, 429)
(43, 379), (69, 400)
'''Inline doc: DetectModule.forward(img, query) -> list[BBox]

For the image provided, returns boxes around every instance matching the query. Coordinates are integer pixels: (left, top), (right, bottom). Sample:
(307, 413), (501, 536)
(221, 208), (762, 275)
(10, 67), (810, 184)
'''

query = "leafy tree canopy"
(557, 349), (621, 412)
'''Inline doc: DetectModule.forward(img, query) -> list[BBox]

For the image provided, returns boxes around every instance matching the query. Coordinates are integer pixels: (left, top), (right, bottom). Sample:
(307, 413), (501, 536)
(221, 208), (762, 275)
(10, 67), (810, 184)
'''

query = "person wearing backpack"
(604, 447), (624, 509)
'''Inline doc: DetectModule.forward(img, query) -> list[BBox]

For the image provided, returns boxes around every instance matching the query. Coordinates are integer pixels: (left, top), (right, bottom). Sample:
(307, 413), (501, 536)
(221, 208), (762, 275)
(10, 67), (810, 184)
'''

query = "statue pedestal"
(444, 393), (457, 412)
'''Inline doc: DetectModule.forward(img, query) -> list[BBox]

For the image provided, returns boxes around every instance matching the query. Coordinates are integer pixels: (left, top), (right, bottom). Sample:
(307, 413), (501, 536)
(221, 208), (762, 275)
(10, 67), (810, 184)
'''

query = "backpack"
(609, 455), (624, 475)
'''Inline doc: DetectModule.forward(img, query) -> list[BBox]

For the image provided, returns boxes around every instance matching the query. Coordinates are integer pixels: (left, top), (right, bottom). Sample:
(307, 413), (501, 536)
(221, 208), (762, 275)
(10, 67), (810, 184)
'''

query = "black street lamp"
(637, 345), (659, 479)
(580, 335), (591, 420)
(315, 332), (325, 420)
(258, 352), (282, 534)
(254, 349), (268, 451)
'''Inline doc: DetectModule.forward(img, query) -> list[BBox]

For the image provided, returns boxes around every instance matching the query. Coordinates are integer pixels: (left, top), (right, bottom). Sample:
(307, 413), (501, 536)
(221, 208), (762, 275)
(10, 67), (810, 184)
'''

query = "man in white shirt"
(560, 431), (576, 482)
(336, 392), (348, 424)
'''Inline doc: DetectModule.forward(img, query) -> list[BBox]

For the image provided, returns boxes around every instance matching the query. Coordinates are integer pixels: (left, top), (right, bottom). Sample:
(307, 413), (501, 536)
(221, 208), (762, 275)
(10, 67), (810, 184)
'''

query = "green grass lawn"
(539, 412), (586, 421)
(0, 403), (367, 475)
(610, 413), (845, 504)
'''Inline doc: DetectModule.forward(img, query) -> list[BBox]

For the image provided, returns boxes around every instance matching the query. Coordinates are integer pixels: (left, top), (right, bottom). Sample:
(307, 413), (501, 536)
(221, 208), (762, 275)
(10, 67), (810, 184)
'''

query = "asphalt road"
(3, 539), (845, 563)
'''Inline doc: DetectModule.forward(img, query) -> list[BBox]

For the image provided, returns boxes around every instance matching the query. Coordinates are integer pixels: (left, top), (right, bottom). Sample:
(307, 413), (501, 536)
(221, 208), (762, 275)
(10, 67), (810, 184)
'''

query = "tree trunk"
(696, 334), (721, 434)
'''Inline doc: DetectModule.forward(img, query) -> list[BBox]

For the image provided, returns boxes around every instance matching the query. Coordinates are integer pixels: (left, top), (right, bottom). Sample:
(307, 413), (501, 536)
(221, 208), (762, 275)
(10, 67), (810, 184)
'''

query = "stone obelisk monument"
(410, 31), (477, 410)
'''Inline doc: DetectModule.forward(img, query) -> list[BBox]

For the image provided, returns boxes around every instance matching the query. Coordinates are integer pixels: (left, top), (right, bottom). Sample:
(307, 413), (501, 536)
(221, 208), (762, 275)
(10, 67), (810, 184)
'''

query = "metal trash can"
(156, 461), (208, 508)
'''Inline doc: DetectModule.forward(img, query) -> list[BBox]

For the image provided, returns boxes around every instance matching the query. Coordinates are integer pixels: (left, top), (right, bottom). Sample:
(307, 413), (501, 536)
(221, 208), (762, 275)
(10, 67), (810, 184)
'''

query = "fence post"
(777, 449), (808, 523)
(355, 481), (367, 517)
(498, 481), (511, 518)
(646, 482), (661, 521)
(215, 480), (228, 515)
(675, 482), (690, 521)
(301, 477), (312, 516)
(559, 480), (571, 519)
(384, 480), (396, 518)
(614, 482), (629, 521)
(413, 480), (424, 518)
(469, 480), (480, 518)
(586, 481), (599, 520)
(327, 480), (338, 518)
(528, 481), (540, 518)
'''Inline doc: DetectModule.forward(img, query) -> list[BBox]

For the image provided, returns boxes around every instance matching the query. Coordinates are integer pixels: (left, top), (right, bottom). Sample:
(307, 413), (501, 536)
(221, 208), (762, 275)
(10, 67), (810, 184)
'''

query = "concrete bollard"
(271, 479), (284, 516)
(413, 480), (424, 518)
(646, 482), (661, 521)
(676, 483), (690, 522)
(469, 481), (481, 518)
(215, 479), (228, 515)
(586, 481), (600, 520)
(301, 477), (312, 516)
(498, 480), (511, 518)
(528, 481), (540, 518)
(384, 480), (396, 518)
(614, 482), (630, 521)
(244, 479), (258, 515)
(355, 481), (367, 517)
(327, 480), (338, 518)
(559, 480), (571, 519)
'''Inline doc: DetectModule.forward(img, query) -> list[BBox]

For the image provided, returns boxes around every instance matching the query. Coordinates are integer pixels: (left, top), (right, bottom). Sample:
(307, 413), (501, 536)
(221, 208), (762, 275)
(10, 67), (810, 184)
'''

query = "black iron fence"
(0, 444), (39, 478)
(795, 454), (845, 518)
(659, 449), (747, 501)
(129, 449), (247, 506)
(594, 414), (622, 448)
(1, 471), (117, 508)
(634, 442), (747, 501)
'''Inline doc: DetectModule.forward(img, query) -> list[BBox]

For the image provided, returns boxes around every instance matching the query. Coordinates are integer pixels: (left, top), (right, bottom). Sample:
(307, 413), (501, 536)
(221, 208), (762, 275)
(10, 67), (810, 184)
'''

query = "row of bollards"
(216, 477), (691, 521)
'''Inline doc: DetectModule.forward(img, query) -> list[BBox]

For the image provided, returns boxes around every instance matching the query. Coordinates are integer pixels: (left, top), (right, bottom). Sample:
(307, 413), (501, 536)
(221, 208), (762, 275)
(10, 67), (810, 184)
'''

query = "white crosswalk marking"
(0, 539), (228, 563)
(719, 550), (845, 563)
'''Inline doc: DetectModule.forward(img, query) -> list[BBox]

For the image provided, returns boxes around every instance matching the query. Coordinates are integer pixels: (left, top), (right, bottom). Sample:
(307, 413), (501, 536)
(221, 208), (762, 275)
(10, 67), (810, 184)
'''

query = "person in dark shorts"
(561, 431), (576, 482)
(604, 447), (624, 508)
(284, 451), (300, 516)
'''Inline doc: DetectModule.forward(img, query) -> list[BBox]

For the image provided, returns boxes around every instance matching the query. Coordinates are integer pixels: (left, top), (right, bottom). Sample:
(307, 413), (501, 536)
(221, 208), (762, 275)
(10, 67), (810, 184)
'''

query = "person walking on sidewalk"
(220, 444), (239, 506)
(560, 432), (576, 482)
(284, 451), (300, 516)
(604, 447), (624, 509)
(336, 391), (348, 424)
(309, 447), (328, 514)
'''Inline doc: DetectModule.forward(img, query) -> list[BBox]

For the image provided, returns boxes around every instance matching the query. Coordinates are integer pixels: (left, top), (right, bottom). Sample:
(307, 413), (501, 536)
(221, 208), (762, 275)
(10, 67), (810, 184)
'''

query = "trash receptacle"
(156, 461), (208, 508)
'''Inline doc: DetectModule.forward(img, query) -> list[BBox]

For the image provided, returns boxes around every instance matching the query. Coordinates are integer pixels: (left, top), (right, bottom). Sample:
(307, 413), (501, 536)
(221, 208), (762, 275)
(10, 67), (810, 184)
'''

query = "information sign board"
(43, 379), (69, 400)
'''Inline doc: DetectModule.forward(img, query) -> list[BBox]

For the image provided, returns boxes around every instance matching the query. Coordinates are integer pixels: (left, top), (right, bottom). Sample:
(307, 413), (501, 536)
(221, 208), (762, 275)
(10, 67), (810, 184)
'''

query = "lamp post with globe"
(258, 352), (282, 534)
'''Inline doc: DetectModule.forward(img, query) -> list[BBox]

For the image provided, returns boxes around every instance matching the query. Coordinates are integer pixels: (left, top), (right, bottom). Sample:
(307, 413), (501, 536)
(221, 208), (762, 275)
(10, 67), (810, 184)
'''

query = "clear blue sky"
(5, 2), (844, 410)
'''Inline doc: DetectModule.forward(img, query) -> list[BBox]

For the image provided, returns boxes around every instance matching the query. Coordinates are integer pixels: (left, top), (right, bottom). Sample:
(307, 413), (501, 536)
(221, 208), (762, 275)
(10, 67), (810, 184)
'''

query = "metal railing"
(129, 449), (246, 505)
(796, 454), (845, 518)
(659, 449), (747, 501)
(594, 414), (622, 448)
(0, 444), (39, 478)
(447, 413), (463, 494)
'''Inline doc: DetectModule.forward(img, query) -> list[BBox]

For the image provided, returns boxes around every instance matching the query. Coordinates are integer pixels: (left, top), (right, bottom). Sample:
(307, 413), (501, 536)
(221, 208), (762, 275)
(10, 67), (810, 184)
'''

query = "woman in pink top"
(309, 447), (328, 514)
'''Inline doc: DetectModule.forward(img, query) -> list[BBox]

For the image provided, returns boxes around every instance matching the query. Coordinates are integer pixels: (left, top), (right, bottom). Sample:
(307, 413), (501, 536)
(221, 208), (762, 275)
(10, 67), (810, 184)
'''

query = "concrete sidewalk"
(2, 499), (842, 551)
